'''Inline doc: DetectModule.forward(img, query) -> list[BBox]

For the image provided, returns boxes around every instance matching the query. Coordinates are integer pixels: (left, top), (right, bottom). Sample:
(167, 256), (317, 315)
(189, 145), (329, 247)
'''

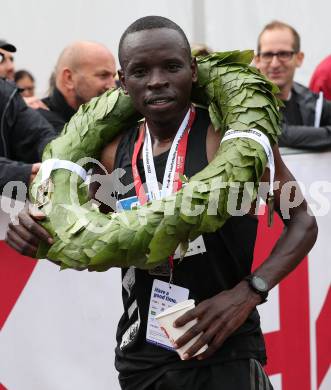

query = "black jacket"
(38, 87), (76, 134)
(0, 78), (56, 194)
(279, 82), (331, 150)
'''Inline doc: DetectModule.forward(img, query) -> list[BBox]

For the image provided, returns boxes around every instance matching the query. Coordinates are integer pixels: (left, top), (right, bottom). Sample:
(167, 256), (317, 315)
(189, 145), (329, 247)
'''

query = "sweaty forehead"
(121, 28), (190, 67)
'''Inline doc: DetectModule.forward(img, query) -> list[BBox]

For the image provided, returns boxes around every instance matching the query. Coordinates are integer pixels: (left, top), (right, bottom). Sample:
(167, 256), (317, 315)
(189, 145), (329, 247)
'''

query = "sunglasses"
(0, 52), (14, 64)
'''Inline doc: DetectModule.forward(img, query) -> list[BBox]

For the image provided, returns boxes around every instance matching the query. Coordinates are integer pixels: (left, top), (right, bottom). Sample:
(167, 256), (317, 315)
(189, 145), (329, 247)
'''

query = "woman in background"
(14, 69), (35, 97)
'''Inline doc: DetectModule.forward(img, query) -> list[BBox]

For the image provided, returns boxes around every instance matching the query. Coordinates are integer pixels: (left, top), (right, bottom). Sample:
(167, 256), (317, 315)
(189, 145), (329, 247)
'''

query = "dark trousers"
(147, 359), (273, 390)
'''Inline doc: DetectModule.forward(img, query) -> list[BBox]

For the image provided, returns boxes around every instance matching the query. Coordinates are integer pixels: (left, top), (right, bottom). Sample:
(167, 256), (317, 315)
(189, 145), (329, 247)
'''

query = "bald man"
(38, 41), (116, 133)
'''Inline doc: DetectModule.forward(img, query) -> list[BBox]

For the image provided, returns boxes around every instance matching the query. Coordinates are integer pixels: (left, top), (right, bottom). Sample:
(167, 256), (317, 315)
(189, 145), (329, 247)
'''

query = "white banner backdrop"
(0, 151), (330, 390)
(2, 0), (331, 95)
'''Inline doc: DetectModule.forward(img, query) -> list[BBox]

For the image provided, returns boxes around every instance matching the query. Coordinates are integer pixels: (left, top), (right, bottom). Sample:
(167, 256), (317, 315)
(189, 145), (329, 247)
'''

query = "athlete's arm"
(173, 143), (317, 360)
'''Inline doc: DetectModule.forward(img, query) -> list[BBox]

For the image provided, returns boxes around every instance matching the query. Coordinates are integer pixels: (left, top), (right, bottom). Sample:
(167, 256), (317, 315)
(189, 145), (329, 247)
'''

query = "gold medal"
(35, 178), (54, 208)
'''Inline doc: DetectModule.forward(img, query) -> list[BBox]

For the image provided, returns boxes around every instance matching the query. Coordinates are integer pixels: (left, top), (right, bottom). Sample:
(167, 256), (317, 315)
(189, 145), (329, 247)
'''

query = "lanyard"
(132, 106), (196, 206)
(132, 106), (195, 283)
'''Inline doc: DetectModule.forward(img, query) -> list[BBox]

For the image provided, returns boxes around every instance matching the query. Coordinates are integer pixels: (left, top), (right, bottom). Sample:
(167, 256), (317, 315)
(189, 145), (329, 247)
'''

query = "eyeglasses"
(257, 51), (297, 63)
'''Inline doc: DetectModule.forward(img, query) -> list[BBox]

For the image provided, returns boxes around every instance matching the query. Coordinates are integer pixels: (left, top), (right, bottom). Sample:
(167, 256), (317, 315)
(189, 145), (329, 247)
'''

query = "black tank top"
(113, 108), (266, 389)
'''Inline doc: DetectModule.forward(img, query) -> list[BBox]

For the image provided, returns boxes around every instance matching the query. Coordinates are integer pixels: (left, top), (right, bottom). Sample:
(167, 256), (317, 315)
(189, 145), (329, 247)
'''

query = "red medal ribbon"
(131, 123), (148, 205)
(131, 106), (196, 205)
(131, 106), (196, 279)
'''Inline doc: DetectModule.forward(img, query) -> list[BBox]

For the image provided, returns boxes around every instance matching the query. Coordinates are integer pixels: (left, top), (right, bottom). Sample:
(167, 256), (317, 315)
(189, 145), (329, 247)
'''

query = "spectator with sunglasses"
(0, 40), (58, 199)
(0, 39), (16, 81)
(255, 21), (331, 150)
(0, 40), (57, 197)
(0, 78), (56, 197)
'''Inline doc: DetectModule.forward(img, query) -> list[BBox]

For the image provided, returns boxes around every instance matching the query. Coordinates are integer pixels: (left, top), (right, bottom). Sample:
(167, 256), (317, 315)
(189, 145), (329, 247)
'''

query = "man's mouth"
(268, 71), (283, 78)
(145, 96), (174, 105)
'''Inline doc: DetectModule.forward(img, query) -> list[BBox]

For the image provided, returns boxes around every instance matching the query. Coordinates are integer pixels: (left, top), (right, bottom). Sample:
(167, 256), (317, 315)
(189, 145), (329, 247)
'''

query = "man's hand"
(23, 96), (49, 110)
(29, 162), (41, 185)
(5, 205), (53, 258)
(173, 281), (261, 360)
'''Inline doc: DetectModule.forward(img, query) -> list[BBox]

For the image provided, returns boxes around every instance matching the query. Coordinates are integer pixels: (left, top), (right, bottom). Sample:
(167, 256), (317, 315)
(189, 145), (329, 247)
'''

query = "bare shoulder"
(100, 129), (129, 173)
(89, 129), (130, 211)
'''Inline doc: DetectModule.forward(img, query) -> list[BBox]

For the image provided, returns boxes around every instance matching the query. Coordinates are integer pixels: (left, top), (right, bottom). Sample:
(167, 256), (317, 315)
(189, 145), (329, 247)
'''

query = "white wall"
(1, 0), (331, 96)
(203, 0), (331, 87)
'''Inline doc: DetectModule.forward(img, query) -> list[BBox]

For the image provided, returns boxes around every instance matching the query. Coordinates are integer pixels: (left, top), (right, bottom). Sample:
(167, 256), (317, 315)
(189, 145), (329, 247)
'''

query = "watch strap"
(244, 275), (269, 304)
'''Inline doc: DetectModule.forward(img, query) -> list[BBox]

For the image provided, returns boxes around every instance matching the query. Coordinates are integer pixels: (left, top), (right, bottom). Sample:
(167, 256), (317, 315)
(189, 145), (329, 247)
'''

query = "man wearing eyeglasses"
(255, 21), (331, 150)
(0, 40), (16, 81)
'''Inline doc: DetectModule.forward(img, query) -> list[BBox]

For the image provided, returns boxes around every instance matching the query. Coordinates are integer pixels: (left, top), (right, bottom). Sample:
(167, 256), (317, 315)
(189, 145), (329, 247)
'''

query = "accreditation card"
(146, 279), (189, 350)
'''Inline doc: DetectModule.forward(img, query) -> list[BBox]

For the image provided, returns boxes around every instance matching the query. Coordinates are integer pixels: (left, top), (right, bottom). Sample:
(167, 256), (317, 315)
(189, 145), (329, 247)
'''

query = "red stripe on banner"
(253, 207), (284, 270)
(264, 258), (310, 390)
(0, 383), (8, 390)
(316, 286), (331, 387)
(254, 209), (311, 390)
(0, 241), (37, 330)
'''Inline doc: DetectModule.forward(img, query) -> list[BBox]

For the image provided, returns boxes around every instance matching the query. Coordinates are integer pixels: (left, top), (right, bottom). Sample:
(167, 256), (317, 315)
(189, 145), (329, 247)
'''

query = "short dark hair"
(14, 69), (35, 83)
(118, 16), (191, 67)
(257, 20), (301, 53)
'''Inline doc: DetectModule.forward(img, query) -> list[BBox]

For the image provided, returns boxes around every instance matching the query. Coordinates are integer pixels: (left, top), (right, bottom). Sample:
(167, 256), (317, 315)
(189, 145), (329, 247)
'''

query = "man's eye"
(98, 73), (110, 79)
(132, 68), (146, 77)
(167, 63), (181, 72)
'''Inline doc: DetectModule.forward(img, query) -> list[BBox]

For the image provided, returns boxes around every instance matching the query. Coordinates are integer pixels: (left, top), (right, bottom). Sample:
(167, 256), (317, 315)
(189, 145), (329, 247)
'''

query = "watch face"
(252, 276), (268, 292)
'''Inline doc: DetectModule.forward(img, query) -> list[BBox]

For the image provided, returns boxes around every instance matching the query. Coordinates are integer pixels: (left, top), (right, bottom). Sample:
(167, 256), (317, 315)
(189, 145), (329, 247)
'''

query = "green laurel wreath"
(30, 50), (281, 271)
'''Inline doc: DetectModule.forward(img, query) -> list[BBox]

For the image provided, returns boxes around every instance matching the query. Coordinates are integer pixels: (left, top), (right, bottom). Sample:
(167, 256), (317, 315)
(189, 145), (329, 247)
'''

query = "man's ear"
(295, 51), (304, 68)
(118, 69), (127, 93)
(62, 68), (74, 90)
(191, 57), (198, 83)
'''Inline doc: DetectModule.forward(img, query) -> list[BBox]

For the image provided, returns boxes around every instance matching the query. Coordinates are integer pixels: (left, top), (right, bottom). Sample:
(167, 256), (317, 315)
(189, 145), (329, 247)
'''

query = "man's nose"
(147, 69), (169, 89)
(5, 60), (14, 72)
(269, 55), (281, 67)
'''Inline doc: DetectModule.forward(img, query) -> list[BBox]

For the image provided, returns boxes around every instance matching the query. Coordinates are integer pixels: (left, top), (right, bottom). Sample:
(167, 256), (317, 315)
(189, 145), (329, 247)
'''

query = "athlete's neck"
(145, 106), (190, 147)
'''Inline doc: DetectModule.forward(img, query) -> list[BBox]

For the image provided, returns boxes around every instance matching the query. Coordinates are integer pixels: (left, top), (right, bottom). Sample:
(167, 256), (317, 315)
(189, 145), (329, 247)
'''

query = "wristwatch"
(244, 275), (269, 304)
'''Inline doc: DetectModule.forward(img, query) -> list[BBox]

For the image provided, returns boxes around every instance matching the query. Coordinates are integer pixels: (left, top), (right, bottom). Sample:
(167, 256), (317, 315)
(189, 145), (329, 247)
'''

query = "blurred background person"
(0, 78), (56, 196)
(191, 42), (212, 57)
(47, 70), (56, 96)
(35, 41), (117, 133)
(309, 54), (331, 100)
(255, 20), (331, 150)
(0, 39), (16, 81)
(15, 69), (36, 97)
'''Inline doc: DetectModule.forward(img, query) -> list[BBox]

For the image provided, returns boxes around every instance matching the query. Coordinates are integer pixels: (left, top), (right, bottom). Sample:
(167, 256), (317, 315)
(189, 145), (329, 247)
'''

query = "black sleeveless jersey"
(113, 108), (266, 389)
